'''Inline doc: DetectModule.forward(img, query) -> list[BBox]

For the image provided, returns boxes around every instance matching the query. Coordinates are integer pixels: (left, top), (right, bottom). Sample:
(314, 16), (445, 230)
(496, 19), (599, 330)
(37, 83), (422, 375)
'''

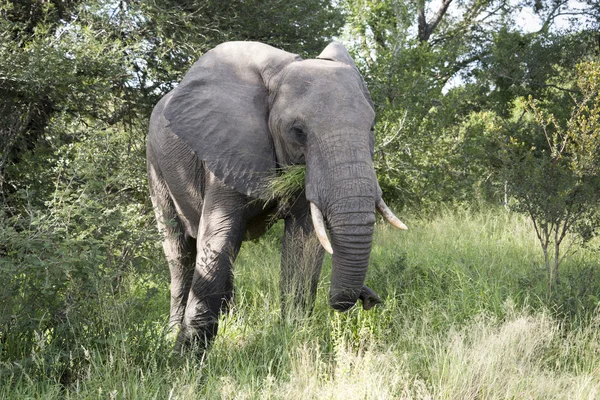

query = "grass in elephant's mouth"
(263, 164), (306, 205)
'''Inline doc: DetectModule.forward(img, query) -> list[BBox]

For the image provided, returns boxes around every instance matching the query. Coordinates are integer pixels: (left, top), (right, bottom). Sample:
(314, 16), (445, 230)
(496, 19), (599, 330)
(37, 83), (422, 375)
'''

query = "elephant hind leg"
(148, 162), (196, 331)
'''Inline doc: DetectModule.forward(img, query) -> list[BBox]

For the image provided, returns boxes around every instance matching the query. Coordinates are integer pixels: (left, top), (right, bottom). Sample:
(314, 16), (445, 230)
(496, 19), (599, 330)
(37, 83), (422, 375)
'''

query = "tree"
(502, 61), (600, 293)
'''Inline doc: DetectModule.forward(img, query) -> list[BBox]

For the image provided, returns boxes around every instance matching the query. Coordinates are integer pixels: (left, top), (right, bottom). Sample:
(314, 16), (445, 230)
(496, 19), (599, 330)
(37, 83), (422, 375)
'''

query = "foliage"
(0, 122), (164, 381)
(340, 0), (512, 207)
(502, 61), (600, 292)
(340, 0), (599, 209)
(0, 0), (343, 201)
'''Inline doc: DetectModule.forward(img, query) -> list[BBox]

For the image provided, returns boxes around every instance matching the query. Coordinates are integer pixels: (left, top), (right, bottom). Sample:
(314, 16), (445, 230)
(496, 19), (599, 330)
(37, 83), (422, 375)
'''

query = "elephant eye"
(290, 125), (307, 143)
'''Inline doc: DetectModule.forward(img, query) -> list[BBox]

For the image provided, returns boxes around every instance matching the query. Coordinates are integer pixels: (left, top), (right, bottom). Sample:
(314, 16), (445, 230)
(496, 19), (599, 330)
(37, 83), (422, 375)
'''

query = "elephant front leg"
(281, 199), (326, 317)
(176, 179), (247, 352)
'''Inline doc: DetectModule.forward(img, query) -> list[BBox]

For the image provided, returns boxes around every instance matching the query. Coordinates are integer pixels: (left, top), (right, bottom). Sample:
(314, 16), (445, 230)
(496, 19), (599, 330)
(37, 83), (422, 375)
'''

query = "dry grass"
(182, 307), (600, 399)
(429, 307), (600, 399)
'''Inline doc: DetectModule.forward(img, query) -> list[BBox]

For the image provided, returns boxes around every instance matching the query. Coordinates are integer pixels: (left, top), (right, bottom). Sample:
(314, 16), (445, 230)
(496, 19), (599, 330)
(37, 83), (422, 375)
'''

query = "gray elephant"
(147, 41), (406, 350)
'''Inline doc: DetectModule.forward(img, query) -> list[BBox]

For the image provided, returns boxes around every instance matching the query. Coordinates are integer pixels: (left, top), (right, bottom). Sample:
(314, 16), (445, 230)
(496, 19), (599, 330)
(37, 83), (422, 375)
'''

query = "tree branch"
(418, 0), (453, 43)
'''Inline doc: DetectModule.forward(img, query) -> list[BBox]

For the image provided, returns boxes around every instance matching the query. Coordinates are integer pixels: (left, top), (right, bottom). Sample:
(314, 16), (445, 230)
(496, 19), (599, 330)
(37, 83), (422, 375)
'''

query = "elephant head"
(163, 41), (406, 311)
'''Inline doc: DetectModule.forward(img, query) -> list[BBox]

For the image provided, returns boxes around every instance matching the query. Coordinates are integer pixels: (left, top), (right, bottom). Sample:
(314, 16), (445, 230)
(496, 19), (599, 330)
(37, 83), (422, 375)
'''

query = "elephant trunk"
(305, 130), (380, 311)
(321, 157), (378, 311)
(326, 197), (376, 311)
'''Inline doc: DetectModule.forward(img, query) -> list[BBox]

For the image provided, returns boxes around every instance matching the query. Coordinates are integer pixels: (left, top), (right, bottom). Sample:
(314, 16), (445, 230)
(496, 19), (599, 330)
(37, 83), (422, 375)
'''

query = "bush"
(0, 124), (165, 382)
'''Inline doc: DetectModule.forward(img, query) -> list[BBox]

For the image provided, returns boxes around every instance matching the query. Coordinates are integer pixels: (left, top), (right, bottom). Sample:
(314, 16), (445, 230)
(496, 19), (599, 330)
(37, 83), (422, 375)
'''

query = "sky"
(514, 0), (592, 33)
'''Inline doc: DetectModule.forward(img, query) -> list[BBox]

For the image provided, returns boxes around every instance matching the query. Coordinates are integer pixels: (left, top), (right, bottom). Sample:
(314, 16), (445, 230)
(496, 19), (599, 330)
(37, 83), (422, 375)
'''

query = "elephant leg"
(176, 173), (247, 351)
(148, 162), (196, 331)
(281, 198), (326, 316)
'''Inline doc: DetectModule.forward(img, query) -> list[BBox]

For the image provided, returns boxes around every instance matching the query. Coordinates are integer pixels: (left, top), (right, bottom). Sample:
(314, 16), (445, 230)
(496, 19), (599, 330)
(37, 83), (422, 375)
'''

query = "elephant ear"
(317, 42), (375, 110)
(316, 42), (358, 67)
(163, 42), (300, 199)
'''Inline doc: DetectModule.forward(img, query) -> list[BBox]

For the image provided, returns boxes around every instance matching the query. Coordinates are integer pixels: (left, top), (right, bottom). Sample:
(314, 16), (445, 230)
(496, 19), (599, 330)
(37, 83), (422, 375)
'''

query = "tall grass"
(2, 207), (599, 398)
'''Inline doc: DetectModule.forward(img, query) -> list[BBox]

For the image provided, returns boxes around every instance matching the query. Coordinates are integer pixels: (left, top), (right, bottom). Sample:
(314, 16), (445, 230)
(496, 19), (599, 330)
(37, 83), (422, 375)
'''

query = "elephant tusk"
(310, 202), (333, 255)
(376, 199), (408, 230)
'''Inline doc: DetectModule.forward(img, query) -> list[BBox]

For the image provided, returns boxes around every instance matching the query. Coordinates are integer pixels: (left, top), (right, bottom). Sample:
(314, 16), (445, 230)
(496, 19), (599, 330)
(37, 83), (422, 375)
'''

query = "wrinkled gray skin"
(147, 41), (383, 350)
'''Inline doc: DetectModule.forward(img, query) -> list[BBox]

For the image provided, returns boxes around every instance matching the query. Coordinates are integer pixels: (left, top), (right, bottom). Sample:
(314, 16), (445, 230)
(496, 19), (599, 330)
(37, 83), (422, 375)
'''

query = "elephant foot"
(173, 322), (218, 358)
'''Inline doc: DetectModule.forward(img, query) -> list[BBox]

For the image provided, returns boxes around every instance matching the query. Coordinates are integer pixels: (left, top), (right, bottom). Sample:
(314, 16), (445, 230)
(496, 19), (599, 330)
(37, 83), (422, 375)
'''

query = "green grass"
(263, 164), (306, 203)
(2, 207), (600, 399)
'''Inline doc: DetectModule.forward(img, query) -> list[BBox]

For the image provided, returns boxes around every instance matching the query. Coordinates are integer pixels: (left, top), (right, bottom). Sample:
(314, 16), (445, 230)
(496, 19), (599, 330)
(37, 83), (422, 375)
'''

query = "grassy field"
(3, 208), (600, 399)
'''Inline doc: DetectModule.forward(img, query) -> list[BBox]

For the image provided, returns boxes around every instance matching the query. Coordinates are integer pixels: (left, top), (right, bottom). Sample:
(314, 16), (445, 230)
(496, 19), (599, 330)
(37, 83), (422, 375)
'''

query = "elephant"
(147, 41), (407, 350)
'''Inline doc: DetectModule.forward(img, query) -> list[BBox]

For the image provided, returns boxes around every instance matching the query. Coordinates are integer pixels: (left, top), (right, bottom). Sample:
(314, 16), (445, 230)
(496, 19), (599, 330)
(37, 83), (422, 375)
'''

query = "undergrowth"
(2, 207), (599, 399)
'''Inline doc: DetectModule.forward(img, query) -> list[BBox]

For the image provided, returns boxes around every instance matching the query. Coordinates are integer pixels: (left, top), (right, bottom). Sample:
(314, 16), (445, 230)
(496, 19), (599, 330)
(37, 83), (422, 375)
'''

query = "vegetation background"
(1, 0), (599, 398)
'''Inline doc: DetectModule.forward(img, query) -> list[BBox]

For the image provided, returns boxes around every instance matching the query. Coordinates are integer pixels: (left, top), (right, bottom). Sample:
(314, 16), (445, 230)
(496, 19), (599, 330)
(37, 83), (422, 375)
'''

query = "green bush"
(0, 124), (166, 382)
